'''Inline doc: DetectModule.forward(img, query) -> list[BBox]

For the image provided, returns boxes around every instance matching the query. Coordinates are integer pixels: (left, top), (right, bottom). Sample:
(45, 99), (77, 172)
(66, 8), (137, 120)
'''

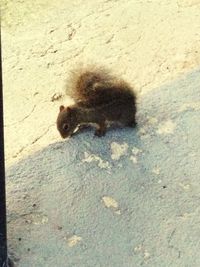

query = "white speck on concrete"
(157, 120), (176, 135)
(134, 244), (143, 253)
(132, 146), (142, 155)
(130, 146), (142, 164)
(23, 214), (49, 225)
(102, 196), (119, 209)
(152, 167), (160, 175)
(115, 210), (121, 215)
(134, 245), (150, 260)
(130, 155), (138, 164)
(110, 142), (128, 160)
(34, 216), (49, 225)
(83, 152), (110, 169)
(179, 183), (191, 191)
(144, 250), (150, 260)
(67, 235), (82, 247)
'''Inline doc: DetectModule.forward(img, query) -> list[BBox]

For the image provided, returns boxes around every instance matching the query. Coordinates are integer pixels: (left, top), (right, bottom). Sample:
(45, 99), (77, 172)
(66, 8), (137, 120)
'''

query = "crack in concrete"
(5, 104), (37, 127)
(12, 123), (54, 158)
(168, 228), (176, 245)
(31, 124), (53, 145)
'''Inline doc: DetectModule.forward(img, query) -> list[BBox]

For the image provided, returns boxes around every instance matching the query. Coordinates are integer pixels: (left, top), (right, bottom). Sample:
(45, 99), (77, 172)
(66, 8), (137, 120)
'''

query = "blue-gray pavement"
(7, 68), (200, 267)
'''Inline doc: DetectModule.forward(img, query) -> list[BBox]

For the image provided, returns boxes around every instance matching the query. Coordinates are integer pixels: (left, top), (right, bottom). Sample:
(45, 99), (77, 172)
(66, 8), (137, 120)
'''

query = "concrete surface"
(1, 0), (200, 266)
(1, 0), (200, 166)
(6, 68), (200, 267)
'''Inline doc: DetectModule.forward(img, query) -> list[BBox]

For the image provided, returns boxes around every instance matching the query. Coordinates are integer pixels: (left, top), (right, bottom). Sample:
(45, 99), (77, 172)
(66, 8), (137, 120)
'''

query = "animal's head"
(56, 105), (78, 138)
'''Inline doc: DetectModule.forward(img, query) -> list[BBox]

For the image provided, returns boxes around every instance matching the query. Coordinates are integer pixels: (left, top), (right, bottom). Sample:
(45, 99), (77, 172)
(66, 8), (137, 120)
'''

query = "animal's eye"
(63, 123), (69, 131)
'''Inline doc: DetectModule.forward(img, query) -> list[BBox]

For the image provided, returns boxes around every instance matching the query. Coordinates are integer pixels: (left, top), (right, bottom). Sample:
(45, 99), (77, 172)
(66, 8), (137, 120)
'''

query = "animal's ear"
(59, 105), (65, 112)
(66, 107), (72, 113)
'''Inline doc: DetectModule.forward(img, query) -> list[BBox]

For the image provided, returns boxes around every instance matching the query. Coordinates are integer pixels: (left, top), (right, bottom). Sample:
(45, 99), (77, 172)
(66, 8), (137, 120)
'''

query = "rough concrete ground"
(1, 0), (200, 266)
(5, 69), (200, 267)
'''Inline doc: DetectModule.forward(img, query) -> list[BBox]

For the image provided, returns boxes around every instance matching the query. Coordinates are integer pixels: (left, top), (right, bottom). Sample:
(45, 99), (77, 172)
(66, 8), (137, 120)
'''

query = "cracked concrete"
(1, 0), (200, 165)
(1, 0), (200, 266)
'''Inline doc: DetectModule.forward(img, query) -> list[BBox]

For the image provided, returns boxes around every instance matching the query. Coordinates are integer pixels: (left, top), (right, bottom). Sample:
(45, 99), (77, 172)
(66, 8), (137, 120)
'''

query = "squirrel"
(56, 65), (137, 138)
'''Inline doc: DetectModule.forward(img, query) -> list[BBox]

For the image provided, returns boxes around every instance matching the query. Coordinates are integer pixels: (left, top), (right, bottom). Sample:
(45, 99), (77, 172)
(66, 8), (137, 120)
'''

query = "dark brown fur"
(57, 66), (137, 138)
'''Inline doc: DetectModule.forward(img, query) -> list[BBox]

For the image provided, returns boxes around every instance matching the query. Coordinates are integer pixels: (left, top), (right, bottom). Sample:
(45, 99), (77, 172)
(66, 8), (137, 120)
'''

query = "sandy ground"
(1, 0), (200, 266)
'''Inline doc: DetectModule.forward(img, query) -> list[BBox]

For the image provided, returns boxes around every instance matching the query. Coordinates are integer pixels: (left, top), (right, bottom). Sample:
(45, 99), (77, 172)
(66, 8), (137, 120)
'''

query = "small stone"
(67, 235), (82, 247)
(110, 142), (128, 160)
(130, 156), (138, 164)
(102, 196), (119, 209)
(132, 147), (142, 155)
(134, 244), (142, 253)
(152, 167), (160, 175)
(144, 250), (150, 259)
(115, 210), (121, 215)
(179, 183), (191, 191)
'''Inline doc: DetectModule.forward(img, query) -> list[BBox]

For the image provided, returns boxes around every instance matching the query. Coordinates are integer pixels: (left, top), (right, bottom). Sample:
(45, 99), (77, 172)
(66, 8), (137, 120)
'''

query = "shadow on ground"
(7, 68), (200, 267)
